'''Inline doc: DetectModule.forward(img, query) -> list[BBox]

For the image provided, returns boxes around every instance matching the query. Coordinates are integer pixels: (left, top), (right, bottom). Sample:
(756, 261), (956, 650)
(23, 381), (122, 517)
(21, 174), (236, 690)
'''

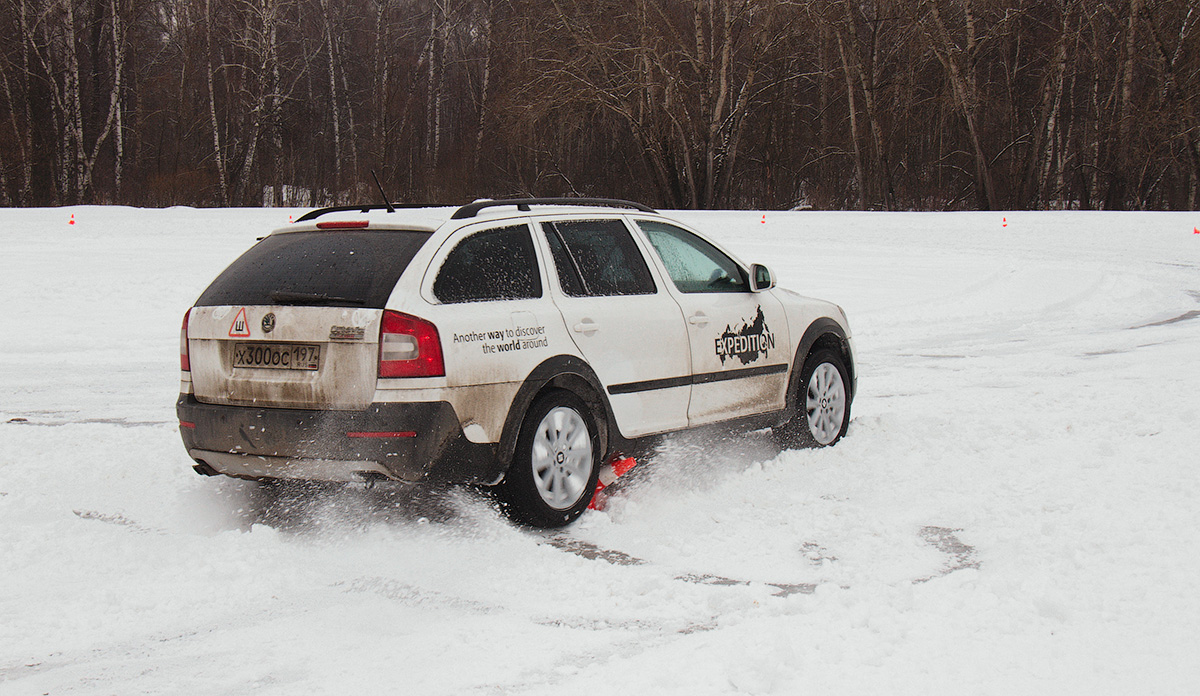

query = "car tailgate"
(187, 305), (380, 410)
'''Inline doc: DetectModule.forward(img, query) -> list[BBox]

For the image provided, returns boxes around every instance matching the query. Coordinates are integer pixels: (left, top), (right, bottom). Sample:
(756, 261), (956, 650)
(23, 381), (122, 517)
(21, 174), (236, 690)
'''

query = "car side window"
(637, 220), (749, 293)
(542, 219), (657, 297)
(433, 225), (542, 303)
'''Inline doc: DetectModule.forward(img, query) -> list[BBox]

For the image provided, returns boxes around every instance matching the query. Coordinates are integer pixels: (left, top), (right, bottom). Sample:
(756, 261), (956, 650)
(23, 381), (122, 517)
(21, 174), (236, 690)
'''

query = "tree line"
(1, 0), (1197, 211)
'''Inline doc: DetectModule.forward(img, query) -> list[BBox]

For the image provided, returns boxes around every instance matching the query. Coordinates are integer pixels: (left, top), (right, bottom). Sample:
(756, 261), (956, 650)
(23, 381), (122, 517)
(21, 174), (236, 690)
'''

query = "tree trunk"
(16, 0), (33, 204)
(1022, 5), (1070, 208)
(111, 0), (123, 202)
(836, 28), (866, 210)
(426, 0), (445, 172)
(0, 56), (21, 205)
(205, 0), (229, 205)
(818, 20), (832, 152)
(1036, 18), (1069, 207)
(714, 66), (756, 206)
(474, 0), (493, 177)
(63, 0), (86, 202)
(1119, 0), (1141, 142)
(337, 36), (360, 187)
(321, 0), (343, 195)
(844, 0), (896, 210)
(268, 0), (282, 205)
(372, 0), (389, 174)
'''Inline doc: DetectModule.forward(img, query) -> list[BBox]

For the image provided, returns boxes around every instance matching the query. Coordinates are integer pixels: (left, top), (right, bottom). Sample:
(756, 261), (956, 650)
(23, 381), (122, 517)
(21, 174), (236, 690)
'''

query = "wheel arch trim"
(786, 318), (856, 415)
(495, 355), (615, 482)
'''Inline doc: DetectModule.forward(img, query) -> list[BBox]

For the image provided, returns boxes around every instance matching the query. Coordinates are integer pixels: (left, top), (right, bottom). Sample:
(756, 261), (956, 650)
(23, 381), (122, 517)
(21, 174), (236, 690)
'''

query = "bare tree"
(914, 0), (999, 209)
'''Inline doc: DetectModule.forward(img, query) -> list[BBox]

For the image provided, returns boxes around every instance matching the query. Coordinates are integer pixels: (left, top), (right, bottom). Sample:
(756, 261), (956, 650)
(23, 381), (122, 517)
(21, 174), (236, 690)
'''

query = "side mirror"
(750, 263), (775, 292)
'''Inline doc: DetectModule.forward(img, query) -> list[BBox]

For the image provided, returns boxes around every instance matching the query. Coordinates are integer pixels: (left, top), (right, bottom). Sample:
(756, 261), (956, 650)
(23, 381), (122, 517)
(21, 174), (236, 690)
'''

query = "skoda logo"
(261, 313), (276, 333)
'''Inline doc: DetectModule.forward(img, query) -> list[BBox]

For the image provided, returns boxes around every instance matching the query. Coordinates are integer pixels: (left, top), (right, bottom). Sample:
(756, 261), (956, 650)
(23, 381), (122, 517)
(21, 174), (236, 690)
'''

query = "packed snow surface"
(2, 207), (1199, 694)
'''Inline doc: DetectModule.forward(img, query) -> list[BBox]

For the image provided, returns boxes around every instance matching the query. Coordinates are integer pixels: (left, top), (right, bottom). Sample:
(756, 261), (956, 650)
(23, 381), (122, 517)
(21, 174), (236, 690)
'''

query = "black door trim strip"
(607, 363), (788, 396)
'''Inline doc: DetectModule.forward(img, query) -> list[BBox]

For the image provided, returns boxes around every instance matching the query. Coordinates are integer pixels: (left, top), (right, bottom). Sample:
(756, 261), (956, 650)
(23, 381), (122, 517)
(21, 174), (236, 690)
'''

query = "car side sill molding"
(607, 363), (787, 396)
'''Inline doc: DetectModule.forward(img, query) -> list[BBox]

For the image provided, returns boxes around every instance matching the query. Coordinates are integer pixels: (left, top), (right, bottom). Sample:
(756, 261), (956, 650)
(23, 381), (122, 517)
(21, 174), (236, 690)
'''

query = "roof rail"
(450, 197), (657, 220)
(294, 203), (435, 223)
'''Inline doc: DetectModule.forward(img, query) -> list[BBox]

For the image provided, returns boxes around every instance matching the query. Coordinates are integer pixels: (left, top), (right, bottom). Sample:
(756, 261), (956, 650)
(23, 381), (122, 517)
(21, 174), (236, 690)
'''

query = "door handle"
(687, 313), (709, 327)
(573, 320), (599, 334)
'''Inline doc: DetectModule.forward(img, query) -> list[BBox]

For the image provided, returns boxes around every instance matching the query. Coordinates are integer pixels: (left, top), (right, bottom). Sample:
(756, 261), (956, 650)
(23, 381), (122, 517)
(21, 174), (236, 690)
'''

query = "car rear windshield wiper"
(269, 290), (366, 306)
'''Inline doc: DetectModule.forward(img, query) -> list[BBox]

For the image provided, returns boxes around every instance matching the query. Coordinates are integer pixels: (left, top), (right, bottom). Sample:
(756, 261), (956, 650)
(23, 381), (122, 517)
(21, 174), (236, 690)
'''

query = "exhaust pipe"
(192, 460), (219, 477)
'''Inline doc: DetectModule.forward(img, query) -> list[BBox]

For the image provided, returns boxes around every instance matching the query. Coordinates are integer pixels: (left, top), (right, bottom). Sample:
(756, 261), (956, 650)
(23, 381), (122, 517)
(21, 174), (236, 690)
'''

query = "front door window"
(639, 220), (748, 294)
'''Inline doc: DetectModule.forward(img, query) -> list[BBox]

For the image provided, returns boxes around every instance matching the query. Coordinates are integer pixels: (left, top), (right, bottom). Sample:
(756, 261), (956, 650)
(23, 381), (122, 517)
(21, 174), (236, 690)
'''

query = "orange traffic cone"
(588, 455), (638, 511)
(68, 214), (75, 225)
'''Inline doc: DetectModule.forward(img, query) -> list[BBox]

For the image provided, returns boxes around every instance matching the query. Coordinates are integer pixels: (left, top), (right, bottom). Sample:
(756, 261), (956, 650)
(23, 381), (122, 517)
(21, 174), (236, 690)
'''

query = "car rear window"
(195, 230), (432, 308)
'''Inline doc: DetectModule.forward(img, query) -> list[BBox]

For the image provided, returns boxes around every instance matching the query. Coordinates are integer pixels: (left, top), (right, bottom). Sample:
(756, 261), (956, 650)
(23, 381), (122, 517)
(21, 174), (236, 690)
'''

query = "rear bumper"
(176, 395), (500, 484)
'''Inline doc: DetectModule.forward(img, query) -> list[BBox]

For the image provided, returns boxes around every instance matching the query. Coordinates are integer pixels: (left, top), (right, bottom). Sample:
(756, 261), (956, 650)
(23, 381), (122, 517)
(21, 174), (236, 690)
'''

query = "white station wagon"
(178, 199), (856, 527)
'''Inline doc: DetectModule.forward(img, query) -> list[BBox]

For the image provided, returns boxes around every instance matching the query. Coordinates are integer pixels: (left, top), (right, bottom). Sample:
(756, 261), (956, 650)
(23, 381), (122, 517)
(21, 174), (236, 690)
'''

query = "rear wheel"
(775, 348), (850, 449)
(496, 390), (600, 527)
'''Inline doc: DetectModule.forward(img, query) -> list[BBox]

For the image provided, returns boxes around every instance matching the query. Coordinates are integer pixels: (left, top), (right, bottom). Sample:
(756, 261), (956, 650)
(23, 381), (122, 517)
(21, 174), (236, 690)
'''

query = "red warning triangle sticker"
(228, 307), (251, 337)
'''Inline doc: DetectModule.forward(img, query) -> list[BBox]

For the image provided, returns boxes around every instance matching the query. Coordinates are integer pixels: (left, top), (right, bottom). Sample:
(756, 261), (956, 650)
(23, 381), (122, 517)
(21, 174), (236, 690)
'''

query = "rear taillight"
(180, 308), (191, 372)
(379, 310), (444, 378)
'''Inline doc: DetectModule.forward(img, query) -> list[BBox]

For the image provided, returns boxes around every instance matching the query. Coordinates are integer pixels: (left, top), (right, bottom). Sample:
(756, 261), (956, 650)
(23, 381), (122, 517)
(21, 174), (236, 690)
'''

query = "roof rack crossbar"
(294, 203), (434, 223)
(451, 198), (656, 220)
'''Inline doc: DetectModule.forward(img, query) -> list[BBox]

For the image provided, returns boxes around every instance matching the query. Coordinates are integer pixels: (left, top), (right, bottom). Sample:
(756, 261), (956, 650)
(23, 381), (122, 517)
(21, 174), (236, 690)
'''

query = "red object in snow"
(588, 455), (638, 511)
(609, 456), (637, 479)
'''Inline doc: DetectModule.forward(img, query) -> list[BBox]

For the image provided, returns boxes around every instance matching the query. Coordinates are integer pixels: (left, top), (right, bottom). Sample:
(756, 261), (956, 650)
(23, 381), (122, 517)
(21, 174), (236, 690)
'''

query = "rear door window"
(195, 230), (431, 308)
(542, 219), (656, 296)
(433, 225), (543, 303)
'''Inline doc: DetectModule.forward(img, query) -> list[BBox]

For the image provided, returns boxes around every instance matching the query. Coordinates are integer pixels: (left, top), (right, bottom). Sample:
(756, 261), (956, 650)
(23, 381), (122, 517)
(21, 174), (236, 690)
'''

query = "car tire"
(496, 389), (601, 527)
(775, 348), (851, 449)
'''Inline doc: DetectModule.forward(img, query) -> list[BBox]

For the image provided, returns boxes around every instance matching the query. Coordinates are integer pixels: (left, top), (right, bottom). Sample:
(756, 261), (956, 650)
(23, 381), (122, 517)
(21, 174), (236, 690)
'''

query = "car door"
(634, 218), (792, 426)
(537, 217), (692, 438)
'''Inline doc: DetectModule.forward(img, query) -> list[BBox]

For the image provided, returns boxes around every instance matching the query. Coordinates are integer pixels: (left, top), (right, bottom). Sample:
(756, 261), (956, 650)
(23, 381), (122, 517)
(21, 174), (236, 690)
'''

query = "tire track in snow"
(1129, 309), (1200, 329)
(72, 509), (160, 533)
(0, 602), (306, 686)
(915, 526), (980, 581)
(6, 415), (172, 428)
(542, 525), (978, 594)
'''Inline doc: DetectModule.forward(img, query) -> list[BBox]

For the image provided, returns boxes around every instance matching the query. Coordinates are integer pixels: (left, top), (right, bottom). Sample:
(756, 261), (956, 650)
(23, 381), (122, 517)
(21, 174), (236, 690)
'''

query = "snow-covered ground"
(2, 206), (1198, 695)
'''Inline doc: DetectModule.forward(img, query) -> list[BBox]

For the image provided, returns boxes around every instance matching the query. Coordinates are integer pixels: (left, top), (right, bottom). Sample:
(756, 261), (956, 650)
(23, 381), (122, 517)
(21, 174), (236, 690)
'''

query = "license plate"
(233, 343), (321, 370)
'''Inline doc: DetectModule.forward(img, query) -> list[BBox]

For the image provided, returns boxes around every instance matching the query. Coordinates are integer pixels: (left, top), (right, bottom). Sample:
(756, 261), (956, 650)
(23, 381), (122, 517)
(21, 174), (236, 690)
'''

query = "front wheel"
(775, 348), (851, 449)
(496, 390), (600, 527)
